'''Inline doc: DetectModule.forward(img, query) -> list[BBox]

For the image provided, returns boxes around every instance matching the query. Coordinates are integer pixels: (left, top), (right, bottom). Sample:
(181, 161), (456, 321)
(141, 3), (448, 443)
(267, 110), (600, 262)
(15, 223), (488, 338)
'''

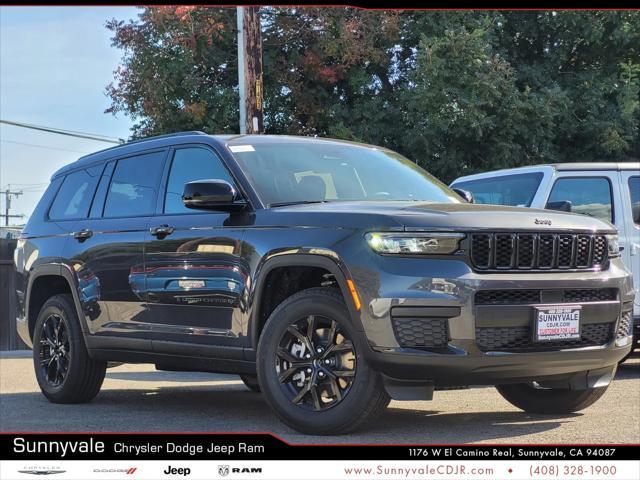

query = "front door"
(144, 145), (250, 356)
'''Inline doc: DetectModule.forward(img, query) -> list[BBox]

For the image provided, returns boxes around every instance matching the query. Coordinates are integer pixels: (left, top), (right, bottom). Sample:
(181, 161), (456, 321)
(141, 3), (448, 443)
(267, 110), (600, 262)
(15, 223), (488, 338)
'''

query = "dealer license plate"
(534, 305), (581, 342)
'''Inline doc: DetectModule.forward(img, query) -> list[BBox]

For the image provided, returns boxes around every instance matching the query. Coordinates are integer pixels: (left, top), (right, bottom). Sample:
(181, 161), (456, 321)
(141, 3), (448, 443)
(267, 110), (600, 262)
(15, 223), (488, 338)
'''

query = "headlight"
(606, 234), (620, 258)
(365, 232), (465, 255)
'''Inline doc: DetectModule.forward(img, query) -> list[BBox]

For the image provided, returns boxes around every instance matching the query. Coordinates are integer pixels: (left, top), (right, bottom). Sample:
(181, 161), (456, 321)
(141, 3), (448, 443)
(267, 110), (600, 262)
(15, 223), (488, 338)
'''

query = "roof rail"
(77, 130), (208, 161)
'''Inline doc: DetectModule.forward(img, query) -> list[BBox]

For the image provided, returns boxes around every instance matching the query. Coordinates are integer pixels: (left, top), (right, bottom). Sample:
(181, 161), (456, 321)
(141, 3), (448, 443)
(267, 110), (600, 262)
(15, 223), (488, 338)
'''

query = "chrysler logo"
(18, 470), (65, 476)
(534, 218), (552, 225)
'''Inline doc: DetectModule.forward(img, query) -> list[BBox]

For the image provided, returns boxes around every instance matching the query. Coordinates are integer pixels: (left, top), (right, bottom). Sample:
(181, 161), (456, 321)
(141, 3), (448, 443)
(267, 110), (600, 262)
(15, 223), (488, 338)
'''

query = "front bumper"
(351, 255), (635, 386)
(365, 341), (629, 387)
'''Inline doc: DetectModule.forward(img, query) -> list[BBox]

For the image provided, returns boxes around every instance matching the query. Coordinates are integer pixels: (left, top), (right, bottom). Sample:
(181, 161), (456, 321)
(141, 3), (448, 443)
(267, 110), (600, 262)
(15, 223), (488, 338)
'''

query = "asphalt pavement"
(1, 352), (638, 444)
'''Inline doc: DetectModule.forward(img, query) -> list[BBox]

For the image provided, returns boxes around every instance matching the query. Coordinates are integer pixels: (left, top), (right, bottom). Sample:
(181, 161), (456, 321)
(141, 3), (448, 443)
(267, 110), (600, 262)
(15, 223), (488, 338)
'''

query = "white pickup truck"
(451, 162), (640, 354)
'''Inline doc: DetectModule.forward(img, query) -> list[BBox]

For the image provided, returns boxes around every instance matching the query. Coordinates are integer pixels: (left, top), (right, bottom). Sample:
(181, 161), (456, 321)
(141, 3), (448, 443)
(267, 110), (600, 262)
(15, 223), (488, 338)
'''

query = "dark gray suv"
(15, 133), (635, 434)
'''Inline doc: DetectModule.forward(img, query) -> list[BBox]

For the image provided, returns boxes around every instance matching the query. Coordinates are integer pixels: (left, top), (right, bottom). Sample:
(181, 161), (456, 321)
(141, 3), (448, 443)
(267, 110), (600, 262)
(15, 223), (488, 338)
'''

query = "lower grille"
(475, 288), (617, 305)
(392, 317), (449, 349)
(617, 312), (633, 340)
(476, 322), (614, 352)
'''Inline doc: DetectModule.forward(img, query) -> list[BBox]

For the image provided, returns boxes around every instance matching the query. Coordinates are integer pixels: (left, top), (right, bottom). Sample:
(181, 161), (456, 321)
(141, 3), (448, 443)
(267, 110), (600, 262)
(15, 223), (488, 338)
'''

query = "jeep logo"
(534, 218), (552, 225)
(164, 465), (190, 476)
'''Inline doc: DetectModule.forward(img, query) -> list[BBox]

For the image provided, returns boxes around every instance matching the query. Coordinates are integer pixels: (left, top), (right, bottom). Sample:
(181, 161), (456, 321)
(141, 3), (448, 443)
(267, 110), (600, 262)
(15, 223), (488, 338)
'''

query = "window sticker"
(229, 145), (255, 153)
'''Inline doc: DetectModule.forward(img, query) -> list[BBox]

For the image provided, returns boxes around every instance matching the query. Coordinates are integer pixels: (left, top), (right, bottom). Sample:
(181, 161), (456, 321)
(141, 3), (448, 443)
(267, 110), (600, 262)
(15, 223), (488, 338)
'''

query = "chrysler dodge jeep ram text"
(15, 133), (635, 434)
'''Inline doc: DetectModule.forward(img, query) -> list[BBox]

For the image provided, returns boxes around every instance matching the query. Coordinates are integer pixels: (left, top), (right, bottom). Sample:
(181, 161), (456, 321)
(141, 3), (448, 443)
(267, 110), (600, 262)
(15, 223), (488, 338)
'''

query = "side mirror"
(182, 179), (246, 212)
(546, 200), (572, 213)
(452, 188), (474, 204)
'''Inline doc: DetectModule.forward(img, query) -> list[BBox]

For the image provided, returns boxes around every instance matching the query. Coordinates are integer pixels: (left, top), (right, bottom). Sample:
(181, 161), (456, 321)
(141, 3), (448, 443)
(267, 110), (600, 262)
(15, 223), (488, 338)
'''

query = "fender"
(249, 248), (364, 350)
(26, 262), (89, 339)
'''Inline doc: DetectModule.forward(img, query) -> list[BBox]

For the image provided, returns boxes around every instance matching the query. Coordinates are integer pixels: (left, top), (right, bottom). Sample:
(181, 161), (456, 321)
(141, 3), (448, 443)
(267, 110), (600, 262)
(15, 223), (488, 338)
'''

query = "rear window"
(48, 166), (102, 220)
(452, 172), (543, 207)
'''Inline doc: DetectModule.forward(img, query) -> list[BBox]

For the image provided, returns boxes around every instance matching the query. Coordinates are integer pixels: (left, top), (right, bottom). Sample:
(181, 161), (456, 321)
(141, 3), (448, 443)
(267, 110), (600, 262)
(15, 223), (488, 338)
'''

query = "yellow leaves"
(184, 102), (207, 122)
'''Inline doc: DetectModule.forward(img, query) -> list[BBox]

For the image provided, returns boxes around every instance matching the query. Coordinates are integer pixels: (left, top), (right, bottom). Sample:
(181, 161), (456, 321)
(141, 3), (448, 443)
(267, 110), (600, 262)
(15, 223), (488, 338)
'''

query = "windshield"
(452, 172), (543, 207)
(228, 141), (460, 206)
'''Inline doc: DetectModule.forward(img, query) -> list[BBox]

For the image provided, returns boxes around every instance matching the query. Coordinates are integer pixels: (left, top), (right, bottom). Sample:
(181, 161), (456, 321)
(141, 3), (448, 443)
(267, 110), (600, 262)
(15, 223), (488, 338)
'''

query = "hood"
(263, 201), (616, 233)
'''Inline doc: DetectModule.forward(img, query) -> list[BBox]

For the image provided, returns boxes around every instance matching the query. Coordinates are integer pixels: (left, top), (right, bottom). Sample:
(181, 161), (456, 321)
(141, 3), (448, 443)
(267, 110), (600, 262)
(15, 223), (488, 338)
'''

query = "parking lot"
(1, 352), (638, 444)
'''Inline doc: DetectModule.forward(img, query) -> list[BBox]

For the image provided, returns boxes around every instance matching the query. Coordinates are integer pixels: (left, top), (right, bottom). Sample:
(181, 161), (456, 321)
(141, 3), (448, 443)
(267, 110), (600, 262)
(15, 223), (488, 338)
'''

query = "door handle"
(150, 225), (174, 237)
(73, 229), (93, 242)
(631, 243), (640, 256)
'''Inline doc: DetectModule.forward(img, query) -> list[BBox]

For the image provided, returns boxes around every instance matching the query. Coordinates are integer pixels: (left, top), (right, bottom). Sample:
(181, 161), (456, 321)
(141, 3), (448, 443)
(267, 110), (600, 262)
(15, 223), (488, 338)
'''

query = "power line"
(0, 119), (125, 144)
(1, 139), (92, 154)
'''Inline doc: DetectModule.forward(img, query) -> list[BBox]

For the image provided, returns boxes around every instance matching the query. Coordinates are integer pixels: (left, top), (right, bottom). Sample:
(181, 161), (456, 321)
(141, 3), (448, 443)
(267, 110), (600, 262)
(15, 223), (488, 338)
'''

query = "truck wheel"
(240, 374), (261, 393)
(257, 287), (390, 435)
(32, 294), (106, 403)
(496, 383), (609, 414)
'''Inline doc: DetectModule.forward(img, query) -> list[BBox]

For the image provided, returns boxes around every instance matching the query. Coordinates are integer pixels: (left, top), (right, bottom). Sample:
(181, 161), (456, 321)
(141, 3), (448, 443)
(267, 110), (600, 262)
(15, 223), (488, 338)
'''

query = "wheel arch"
(249, 251), (363, 350)
(26, 263), (87, 341)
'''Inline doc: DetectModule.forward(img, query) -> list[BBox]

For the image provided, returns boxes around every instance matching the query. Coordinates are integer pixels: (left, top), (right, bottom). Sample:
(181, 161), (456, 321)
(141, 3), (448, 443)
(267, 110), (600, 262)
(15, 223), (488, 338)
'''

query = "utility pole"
(236, 6), (264, 134)
(3, 186), (24, 226)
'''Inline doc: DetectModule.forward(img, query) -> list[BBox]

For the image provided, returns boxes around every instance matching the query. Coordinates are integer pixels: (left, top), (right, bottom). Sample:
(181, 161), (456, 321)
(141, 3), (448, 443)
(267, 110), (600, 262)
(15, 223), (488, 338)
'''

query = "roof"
(51, 131), (238, 179)
(51, 132), (385, 179)
(452, 161), (640, 184)
(550, 162), (640, 171)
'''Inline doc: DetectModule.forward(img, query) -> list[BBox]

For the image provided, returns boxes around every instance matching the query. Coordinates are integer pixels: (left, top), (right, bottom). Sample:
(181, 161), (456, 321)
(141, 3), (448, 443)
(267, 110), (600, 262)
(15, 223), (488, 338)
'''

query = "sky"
(0, 6), (140, 224)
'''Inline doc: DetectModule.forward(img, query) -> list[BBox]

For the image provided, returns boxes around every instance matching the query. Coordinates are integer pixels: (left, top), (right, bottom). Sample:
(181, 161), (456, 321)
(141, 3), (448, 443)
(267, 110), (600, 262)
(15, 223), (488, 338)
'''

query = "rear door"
(144, 144), (250, 357)
(63, 149), (168, 349)
(620, 172), (640, 317)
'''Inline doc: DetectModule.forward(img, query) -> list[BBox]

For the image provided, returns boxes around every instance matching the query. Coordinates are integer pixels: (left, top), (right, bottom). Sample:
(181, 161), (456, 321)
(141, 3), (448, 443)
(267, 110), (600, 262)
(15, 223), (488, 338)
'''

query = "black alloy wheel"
(33, 294), (106, 403)
(38, 313), (70, 387)
(275, 314), (356, 411)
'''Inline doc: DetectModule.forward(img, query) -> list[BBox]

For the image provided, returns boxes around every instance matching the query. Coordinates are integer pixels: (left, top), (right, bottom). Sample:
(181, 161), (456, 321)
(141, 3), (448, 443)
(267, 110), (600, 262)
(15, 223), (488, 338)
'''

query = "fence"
(0, 238), (27, 350)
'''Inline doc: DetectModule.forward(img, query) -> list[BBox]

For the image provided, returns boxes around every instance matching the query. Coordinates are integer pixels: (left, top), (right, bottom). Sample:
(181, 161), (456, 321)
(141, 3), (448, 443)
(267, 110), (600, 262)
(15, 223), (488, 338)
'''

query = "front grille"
(470, 233), (608, 271)
(617, 311), (633, 340)
(476, 322), (614, 352)
(392, 317), (449, 349)
(475, 288), (617, 305)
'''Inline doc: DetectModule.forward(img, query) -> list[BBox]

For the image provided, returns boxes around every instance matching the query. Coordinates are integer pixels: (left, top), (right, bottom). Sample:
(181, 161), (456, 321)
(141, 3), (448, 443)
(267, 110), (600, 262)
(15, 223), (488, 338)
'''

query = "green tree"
(106, 6), (239, 137)
(105, 8), (640, 181)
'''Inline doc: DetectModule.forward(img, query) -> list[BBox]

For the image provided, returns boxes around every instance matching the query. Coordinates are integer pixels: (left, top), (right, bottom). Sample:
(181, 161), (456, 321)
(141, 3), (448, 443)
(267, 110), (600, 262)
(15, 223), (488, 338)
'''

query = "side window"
(48, 167), (102, 220)
(453, 172), (543, 207)
(629, 176), (640, 226)
(103, 151), (165, 218)
(164, 147), (236, 214)
(546, 177), (613, 223)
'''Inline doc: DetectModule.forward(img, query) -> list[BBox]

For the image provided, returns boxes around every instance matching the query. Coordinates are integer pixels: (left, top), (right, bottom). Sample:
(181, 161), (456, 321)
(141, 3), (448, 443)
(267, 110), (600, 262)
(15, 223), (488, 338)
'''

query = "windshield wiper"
(268, 200), (330, 208)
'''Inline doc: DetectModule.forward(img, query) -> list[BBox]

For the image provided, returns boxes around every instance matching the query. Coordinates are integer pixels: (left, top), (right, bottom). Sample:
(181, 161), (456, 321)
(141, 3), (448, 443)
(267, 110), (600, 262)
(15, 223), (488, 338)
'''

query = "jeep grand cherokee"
(15, 132), (635, 434)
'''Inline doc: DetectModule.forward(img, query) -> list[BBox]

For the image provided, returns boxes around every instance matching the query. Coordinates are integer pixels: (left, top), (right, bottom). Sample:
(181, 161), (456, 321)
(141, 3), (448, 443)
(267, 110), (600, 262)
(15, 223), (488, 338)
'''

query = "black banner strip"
(2, 433), (638, 461)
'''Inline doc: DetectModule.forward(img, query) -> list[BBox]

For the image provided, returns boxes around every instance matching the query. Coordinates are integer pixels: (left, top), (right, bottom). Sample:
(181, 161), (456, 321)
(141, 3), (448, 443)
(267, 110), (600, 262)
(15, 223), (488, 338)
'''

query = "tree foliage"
(106, 8), (640, 182)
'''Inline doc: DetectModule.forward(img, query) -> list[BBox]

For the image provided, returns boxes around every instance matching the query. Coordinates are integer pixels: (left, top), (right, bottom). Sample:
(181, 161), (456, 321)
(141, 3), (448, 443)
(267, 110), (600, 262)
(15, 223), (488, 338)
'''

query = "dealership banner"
(1, 434), (639, 479)
(2, 459), (640, 480)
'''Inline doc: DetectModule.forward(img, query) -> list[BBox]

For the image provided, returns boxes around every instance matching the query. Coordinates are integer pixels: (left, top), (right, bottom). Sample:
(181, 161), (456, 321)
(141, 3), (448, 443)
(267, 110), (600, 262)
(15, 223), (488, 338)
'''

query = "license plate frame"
(534, 305), (582, 342)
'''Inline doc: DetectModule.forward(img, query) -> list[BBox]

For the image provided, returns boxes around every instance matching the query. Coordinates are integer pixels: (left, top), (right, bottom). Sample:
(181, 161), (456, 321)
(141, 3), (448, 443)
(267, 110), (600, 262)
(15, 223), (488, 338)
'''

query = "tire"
(496, 383), (609, 414)
(240, 374), (261, 393)
(32, 294), (107, 404)
(257, 287), (390, 435)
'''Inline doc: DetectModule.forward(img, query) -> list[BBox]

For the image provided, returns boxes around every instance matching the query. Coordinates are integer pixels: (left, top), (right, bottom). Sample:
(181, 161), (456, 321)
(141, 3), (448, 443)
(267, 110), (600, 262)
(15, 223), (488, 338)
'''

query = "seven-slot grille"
(470, 233), (608, 271)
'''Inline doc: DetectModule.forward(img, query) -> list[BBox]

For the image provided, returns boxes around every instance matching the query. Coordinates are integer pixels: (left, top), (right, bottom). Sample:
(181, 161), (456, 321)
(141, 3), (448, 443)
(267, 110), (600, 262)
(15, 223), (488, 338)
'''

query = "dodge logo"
(534, 218), (552, 225)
